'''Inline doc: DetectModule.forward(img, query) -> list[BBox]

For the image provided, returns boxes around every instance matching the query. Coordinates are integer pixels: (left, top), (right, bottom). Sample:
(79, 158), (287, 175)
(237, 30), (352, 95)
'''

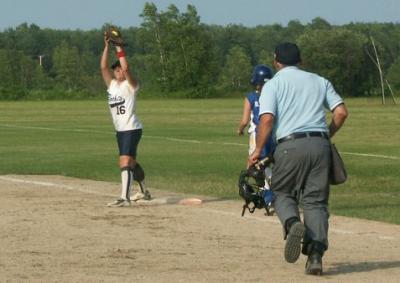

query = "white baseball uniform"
(107, 79), (142, 132)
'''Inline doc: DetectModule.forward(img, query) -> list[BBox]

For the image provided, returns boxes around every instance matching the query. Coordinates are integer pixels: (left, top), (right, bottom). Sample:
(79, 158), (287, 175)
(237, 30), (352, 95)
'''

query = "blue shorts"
(116, 129), (142, 157)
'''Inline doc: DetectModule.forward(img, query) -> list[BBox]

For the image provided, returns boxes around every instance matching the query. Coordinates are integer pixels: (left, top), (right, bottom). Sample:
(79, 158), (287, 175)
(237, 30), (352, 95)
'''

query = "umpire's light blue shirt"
(259, 66), (343, 140)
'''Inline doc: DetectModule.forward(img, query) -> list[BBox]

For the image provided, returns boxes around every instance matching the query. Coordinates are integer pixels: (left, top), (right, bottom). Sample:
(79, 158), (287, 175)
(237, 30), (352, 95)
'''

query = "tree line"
(1, 2), (400, 100)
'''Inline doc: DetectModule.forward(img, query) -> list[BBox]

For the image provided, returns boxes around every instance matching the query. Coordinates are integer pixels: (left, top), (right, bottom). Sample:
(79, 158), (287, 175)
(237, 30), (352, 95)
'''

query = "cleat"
(143, 190), (152, 200)
(107, 198), (131, 207)
(265, 205), (275, 216)
(284, 221), (305, 263)
(130, 192), (145, 202)
(131, 190), (151, 202)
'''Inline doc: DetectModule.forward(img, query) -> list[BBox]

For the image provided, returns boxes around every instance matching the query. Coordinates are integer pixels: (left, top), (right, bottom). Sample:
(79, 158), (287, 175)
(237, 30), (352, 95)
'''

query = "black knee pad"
(133, 163), (145, 182)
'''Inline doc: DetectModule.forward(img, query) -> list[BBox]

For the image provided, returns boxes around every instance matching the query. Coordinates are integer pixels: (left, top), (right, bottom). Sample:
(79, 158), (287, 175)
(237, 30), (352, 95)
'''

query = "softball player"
(237, 65), (275, 205)
(101, 33), (151, 207)
(237, 65), (275, 157)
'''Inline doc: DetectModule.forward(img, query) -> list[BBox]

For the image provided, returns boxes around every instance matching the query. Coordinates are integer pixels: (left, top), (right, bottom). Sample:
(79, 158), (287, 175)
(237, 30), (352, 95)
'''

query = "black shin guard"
(132, 163), (145, 182)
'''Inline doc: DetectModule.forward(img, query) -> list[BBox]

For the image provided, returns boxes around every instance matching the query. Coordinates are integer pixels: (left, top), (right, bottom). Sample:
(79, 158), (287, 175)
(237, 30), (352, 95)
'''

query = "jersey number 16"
(116, 105), (126, 115)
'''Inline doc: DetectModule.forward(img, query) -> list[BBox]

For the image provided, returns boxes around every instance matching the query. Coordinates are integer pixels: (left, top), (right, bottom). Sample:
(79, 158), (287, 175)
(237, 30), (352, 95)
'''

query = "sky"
(1, 0), (399, 31)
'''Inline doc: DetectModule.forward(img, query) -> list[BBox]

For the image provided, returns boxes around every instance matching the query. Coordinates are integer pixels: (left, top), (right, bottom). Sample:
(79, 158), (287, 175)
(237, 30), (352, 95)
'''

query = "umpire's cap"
(275, 42), (301, 66)
(111, 60), (121, 70)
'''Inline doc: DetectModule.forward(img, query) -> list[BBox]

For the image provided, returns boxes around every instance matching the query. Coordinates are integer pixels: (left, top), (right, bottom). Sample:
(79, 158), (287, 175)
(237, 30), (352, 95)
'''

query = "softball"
(111, 31), (119, 36)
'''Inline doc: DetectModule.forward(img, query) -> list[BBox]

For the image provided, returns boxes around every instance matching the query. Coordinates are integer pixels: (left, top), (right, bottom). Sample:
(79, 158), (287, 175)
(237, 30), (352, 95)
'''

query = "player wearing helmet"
(237, 65), (275, 155)
(237, 65), (275, 207)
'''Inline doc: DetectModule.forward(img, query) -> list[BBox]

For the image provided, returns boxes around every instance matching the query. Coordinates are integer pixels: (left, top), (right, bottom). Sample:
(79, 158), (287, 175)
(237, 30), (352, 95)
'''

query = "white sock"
(120, 168), (133, 200)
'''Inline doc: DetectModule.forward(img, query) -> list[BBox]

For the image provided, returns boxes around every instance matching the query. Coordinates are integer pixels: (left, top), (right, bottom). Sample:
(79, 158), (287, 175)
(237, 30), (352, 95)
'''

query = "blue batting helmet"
(250, 65), (273, 86)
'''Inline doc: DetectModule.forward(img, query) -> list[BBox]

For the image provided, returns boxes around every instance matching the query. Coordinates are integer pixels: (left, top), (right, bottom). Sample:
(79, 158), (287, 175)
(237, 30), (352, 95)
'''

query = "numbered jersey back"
(107, 79), (143, 132)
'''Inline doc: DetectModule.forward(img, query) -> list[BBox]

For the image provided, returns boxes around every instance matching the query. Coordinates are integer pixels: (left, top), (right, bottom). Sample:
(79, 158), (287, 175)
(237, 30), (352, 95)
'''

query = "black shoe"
(284, 221), (305, 263)
(305, 252), (323, 276)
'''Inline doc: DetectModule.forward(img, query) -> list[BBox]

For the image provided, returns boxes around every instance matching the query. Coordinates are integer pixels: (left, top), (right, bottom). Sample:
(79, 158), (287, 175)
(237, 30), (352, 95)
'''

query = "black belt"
(277, 132), (329, 144)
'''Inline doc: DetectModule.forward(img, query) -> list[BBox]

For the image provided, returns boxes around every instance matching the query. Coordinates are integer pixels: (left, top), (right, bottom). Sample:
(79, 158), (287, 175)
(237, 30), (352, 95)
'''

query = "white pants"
(248, 131), (256, 155)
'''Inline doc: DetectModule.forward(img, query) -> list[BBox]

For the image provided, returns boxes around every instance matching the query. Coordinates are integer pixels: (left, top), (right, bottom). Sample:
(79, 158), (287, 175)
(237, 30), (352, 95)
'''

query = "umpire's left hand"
(248, 151), (260, 168)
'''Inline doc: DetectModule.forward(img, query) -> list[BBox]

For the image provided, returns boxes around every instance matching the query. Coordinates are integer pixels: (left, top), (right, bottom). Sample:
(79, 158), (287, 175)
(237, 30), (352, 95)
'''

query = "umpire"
(248, 42), (348, 275)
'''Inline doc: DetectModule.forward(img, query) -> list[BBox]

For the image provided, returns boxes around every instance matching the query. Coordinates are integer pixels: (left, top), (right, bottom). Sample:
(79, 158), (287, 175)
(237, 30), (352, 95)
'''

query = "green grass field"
(0, 98), (399, 224)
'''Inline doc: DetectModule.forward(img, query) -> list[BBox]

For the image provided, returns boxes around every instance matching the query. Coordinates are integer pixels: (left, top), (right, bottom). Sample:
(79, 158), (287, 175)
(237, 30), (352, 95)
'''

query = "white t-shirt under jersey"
(107, 79), (143, 132)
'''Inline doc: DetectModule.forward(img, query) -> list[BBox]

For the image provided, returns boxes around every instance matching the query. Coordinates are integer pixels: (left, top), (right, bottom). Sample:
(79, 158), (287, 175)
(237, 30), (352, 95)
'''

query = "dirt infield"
(1, 175), (399, 282)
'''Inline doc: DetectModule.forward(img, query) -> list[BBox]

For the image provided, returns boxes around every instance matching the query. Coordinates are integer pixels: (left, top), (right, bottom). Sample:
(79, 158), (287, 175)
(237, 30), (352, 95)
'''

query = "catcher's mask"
(238, 168), (265, 216)
(238, 156), (274, 216)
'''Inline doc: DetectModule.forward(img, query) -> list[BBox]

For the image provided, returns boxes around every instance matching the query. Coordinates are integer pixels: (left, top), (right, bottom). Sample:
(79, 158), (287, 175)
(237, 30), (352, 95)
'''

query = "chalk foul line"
(341, 151), (400, 160)
(0, 175), (115, 197)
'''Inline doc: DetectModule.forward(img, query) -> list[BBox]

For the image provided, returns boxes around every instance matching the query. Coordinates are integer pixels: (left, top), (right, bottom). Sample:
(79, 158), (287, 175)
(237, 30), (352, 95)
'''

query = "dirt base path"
(1, 175), (399, 282)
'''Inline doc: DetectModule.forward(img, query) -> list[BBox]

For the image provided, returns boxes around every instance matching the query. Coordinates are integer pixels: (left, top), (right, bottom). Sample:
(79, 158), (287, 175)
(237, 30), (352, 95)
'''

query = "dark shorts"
(116, 129), (142, 157)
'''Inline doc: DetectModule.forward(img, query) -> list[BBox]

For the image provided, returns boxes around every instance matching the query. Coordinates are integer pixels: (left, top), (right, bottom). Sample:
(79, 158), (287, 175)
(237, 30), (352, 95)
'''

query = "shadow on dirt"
(325, 260), (400, 275)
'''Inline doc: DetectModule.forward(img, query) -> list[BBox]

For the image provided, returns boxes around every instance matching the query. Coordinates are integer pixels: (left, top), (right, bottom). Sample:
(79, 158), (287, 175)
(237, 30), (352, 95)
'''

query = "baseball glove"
(104, 26), (125, 46)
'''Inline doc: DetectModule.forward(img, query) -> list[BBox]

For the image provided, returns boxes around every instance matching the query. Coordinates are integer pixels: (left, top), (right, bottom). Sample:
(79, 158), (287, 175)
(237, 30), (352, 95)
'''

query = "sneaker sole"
(284, 222), (305, 263)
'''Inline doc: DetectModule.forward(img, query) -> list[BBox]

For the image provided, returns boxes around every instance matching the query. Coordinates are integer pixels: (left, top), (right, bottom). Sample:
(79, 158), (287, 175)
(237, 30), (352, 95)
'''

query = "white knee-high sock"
(121, 167), (133, 200)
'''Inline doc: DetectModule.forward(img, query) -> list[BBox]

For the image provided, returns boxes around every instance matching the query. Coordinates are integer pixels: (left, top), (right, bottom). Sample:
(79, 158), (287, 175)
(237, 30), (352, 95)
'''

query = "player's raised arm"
(115, 45), (138, 90)
(100, 35), (112, 88)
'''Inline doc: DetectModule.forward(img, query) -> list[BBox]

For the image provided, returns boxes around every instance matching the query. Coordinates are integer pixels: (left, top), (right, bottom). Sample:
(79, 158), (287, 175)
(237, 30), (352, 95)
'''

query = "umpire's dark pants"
(271, 136), (331, 250)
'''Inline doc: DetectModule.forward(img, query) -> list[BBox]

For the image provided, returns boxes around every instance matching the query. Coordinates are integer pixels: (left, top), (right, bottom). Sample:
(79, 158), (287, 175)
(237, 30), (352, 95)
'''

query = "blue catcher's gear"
(250, 65), (273, 86)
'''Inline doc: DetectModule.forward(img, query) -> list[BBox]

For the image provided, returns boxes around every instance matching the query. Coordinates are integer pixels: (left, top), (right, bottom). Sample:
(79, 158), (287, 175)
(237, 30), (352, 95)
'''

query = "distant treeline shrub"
(1, 5), (400, 100)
